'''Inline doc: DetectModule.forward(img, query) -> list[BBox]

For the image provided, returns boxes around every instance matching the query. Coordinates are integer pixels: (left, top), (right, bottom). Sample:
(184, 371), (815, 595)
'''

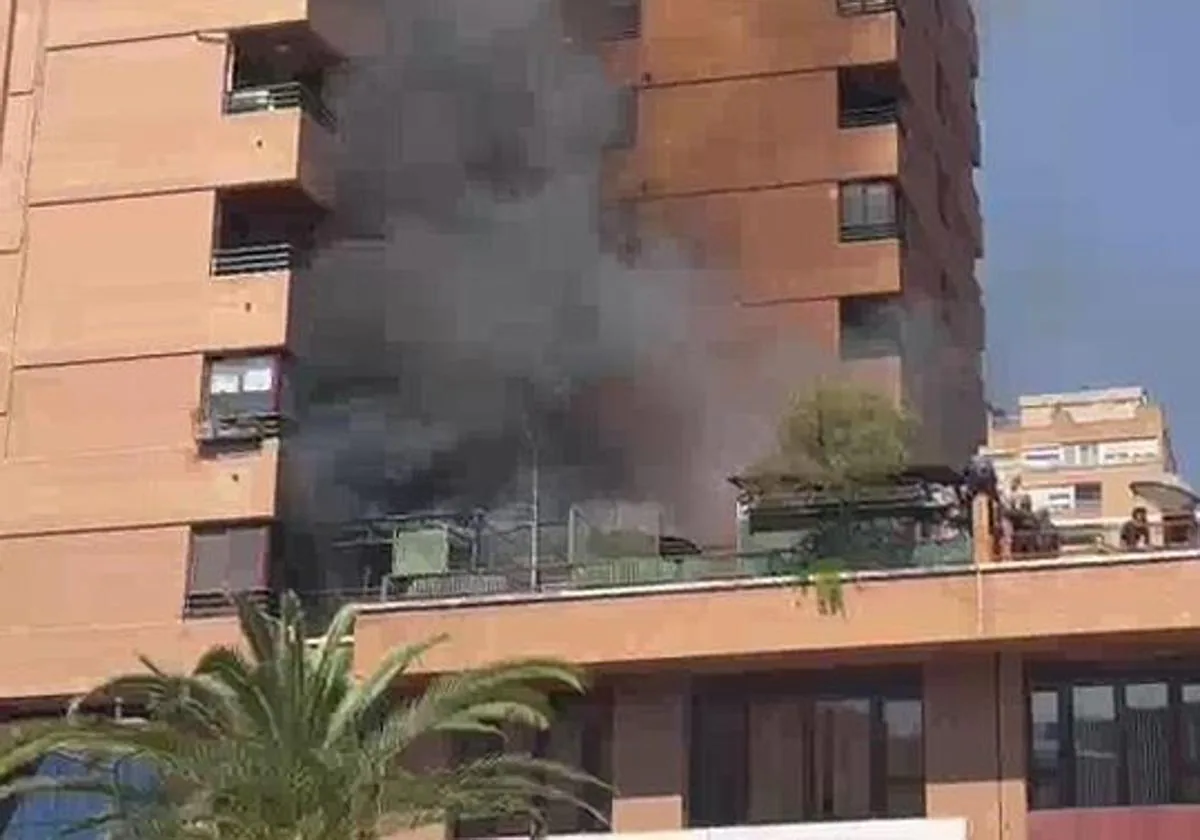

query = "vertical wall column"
(387, 734), (451, 840)
(924, 653), (1027, 840)
(611, 675), (690, 831)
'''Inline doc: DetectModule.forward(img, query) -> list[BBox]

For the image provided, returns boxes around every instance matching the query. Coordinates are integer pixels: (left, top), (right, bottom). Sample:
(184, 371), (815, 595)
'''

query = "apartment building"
(980, 387), (1187, 548)
(0, 0), (1071, 839)
(599, 0), (986, 465)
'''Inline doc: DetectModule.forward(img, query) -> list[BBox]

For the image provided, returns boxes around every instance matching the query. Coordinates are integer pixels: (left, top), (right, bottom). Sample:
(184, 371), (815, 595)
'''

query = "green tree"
(744, 383), (918, 613)
(0, 594), (605, 839)
(754, 382), (916, 488)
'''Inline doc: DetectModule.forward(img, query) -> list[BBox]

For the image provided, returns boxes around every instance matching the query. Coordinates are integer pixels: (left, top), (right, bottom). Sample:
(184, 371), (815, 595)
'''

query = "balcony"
(839, 64), (901, 130)
(211, 187), (321, 278)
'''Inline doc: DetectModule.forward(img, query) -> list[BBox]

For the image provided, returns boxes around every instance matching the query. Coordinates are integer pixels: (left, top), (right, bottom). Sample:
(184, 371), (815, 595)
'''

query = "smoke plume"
(283, 0), (802, 554)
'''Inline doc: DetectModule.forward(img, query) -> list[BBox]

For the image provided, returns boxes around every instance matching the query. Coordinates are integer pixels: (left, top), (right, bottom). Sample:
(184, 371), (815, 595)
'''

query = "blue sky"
(978, 0), (1200, 477)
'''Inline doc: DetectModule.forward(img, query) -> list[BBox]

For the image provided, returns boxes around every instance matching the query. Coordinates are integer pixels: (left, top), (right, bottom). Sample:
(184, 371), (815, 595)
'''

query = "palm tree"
(0, 593), (606, 839)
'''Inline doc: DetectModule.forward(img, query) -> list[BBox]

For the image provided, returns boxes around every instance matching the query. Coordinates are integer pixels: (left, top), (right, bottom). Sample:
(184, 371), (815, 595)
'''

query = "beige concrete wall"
(640, 0), (897, 85)
(644, 187), (902, 304)
(15, 192), (289, 365)
(0, 0), (337, 699)
(925, 655), (1026, 840)
(626, 72), (897, 198)
(30, 36), (328, 203)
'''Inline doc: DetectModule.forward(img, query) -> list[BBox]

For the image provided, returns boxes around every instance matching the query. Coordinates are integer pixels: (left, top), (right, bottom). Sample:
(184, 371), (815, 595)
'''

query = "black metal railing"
(223, 81), (336, 130)
(839, 220), (900, 242)
(211, 242), (298, 276)
(839, 102), (899, 129)
(837, 0), (897, 15)
(193, 410), (283, 446)
(297, 538), (976, 615)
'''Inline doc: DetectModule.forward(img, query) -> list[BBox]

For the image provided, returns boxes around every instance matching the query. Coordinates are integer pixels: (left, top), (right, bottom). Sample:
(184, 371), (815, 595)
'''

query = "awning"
(1131, 474), (1200, 514)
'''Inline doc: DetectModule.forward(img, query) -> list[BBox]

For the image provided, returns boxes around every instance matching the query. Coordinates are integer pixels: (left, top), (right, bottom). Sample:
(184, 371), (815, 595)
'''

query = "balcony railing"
(291, 535), (976, 620)
(193, 409), (283, 446)
(223, 81), (336, 130)
(837, 0), (897, 15)
(840, 220), (900, 242)
(210, 242), (300, 277)
(839, 102), (899, 129)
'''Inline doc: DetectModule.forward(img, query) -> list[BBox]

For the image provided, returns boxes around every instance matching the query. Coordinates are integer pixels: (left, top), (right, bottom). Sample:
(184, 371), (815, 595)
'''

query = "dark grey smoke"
(284, 0), (792, 548)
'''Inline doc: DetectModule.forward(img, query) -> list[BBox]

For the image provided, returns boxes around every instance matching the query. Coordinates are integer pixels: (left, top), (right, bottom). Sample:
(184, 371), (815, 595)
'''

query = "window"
(1022, 446), (1063, 470)
(198, 355), (282, 445)
(840, 294), (903, 360)
(689, 673), (923, 826)
(205, 356), (279, 416)
(1073, 482), (1102, 512)
(1029, 671), (1200, 809)
(837, 0), (897, 16)
(1099, 438), (1161, 465)
(0, 753), (156, 839)
(605, 86), (639, 150)
(839, 180), (900, 242)
(1025, 486), (1074, 512)
(185, 524), (271, 616)
(1063, 443), (1100, 467)
(605, 0), (640, 39)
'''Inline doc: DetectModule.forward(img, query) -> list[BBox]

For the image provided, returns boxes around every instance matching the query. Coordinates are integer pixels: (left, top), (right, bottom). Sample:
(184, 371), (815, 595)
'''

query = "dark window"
(1074, 482), (1102, 511)
(1181, 685), (1200, 801)
(838, 64), (900, 129)
(689, 673), (922, 826)
(185, 524), (271, 616)
(453, 693), (613, 837)
(884, 698), (925, 816)
(689, 692), (749, 826)
(606, 87), (639, 150)
(1029, 670), (1200, 809)
(606, 0), (640, 39)
(840, 294), (904, 360)
(840, 180), (900, 242)
(1030, 690), (1062, 808)
(837, 0), (897, 15)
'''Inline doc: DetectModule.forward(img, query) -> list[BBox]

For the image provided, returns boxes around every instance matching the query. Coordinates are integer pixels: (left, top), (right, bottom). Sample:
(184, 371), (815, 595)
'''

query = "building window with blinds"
(184, 524), (272, 617)
(1028, 669), (1193, 809)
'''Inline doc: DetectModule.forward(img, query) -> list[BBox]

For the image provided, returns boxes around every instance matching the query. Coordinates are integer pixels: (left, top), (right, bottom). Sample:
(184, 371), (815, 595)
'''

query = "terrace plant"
(743, 383), (918, 613)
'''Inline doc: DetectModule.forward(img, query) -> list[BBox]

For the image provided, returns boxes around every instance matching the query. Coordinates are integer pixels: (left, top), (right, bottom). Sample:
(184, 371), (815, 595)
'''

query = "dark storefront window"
(452, 692), (613, 838)
(1030, 668), (1200, 809)
(689, 672), (923, 826)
